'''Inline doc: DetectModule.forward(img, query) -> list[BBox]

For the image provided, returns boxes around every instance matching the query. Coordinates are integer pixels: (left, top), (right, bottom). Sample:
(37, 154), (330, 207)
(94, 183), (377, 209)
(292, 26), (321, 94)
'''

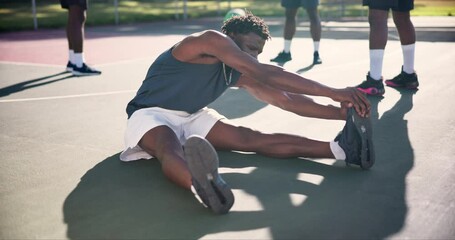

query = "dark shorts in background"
(60, 0), (88, 10)
(281, 0), (319, 9)
(363, 0), (414, 12)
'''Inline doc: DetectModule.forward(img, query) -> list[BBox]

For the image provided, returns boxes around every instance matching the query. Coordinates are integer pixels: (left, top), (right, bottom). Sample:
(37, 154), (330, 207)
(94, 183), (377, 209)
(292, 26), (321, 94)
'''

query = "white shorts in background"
(120, 107), (226, 162)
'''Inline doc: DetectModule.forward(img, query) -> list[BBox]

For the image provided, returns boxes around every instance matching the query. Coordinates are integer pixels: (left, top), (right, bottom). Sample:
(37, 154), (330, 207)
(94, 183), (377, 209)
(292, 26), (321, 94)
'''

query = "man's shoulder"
(188, 30), (226, 40)
(173, 30), (225, 64)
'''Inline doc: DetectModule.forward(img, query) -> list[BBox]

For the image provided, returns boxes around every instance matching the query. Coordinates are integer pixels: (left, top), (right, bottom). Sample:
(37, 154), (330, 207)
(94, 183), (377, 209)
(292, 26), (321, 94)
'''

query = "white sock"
(69, 50), (75, 64)
(313, 41), (320, 52)
(330, 141), (346, 160)
(369, 49), (384, 80)
(402, 43), (415, 74)
(284, 40), (292, 53)
(73, 53), (85, 68)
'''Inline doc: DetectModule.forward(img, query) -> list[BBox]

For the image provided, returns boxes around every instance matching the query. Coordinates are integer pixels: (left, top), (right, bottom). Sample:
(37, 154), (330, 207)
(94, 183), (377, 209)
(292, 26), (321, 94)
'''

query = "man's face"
(231, 32), (266, 59)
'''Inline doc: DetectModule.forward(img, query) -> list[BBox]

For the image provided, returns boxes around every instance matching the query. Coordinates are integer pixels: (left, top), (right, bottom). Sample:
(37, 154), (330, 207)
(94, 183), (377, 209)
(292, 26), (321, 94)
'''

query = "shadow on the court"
(208, 87), (267, 119)
(269, 60), (317, 74)
(63, 88), (416, 239)
(216, 89), (416, 238)
(296, 63), (316, 74)
(0, 71), (75, 97)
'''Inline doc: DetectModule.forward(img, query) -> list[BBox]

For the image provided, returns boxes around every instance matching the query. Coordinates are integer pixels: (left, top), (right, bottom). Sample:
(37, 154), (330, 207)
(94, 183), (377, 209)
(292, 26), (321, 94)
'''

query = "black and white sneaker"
(335, 108), (375, 170)
(72, 63), (102, 76)
(313, 51), (322, 65)
(270, 51), (292, 63)
(184, 135), (234, 214)
(66, 61), (75, 72)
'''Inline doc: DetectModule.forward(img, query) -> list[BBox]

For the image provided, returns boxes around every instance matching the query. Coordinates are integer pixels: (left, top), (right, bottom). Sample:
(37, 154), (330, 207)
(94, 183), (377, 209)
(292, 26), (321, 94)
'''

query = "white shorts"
(120, 107), (226, 162)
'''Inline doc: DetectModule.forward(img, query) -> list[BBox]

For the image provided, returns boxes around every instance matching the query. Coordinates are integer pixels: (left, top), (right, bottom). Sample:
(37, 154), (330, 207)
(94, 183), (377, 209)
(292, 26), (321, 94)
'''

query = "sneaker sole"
(184, 135), (234, 214)
(270, 58), (292, 63)
(357, 87), (385, 96)
(349, 109), (375, 169)
(385, 81), (419, 89)
(270, 60), (292, 63)
(72, 71), (101, 76)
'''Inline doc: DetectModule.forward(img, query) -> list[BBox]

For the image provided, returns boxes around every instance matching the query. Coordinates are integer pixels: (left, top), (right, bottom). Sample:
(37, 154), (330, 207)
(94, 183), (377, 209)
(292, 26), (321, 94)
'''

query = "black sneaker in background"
(335, 108), (375, 170)
(385, 68), (419, 89)
(66, 61), (75, 72)
(313, 51), (322, 65)
(271, 51), (292, 63)
(72, 63), (102, 76)
(184, 135), (235, 214)
(357, 73), (385, 96)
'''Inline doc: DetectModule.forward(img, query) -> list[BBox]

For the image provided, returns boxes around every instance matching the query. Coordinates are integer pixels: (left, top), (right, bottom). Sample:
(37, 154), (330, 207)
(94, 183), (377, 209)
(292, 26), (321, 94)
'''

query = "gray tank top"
(126, 48), (241, 118)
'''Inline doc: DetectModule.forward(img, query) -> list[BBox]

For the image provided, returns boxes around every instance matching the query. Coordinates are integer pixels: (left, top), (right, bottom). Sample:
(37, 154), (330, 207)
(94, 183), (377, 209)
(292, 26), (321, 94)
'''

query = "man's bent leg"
(138, 126), (192, 189)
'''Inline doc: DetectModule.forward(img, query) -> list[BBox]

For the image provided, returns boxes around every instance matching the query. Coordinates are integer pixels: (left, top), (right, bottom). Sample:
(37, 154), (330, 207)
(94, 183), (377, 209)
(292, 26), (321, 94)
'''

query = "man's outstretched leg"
(207, 108), (374, 169)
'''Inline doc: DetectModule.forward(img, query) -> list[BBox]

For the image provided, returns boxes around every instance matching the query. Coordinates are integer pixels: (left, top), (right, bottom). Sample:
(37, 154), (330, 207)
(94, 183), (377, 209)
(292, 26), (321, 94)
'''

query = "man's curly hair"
(221, 11), (271, 40)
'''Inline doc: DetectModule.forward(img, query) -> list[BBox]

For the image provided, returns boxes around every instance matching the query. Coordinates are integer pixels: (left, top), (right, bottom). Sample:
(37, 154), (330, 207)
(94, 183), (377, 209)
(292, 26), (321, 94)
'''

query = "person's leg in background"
(61, 0), (101, 76)
(385, 5), (419, 89)
(356, 1), (389, 96)
(305, 2), (322, 64)
(271, 3), (299, 63)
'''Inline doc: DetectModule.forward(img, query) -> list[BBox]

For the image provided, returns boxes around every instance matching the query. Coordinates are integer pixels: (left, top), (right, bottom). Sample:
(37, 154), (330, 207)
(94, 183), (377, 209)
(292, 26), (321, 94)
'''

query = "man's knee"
(392, 11), (412, 28)
(306, 8), (320, 23)
(139, 126), (181, 158)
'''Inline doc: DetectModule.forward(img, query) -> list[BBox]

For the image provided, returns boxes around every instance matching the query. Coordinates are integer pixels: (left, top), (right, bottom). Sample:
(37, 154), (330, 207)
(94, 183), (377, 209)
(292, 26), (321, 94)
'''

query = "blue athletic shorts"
(363, 0), (414, 12)
(281, 0), (319, 9)
(60, 0), (88, 10)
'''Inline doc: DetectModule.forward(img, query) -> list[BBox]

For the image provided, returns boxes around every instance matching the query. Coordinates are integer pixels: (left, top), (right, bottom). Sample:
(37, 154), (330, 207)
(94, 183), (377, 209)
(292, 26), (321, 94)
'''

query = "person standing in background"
(60, 0), (101, 76)
(356, 0), (419, 96)
(271, 0), (322, 65)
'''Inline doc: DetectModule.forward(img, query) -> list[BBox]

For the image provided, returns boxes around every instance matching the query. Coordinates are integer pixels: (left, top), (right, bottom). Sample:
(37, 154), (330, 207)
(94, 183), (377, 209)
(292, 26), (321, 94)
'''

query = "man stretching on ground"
(120, 13), (373, 215)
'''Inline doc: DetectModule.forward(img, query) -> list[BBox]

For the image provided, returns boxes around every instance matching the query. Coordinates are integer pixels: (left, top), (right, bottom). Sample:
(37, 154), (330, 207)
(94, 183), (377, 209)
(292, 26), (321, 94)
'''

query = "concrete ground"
(0, 16), (454, 239)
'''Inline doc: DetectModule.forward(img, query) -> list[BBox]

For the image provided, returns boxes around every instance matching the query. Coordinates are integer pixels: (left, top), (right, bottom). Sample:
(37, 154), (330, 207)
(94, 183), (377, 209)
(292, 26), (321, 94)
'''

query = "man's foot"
(385, 68), (419, 89)
(313, 51), (322, 65)
(271, 51), (292, 63)
(357, 73), (385, 96)
(184, 135), (234, 214)
(72, 63), (102, 76)
(335, 108), (375, 170)
(66, 61), (75, 72)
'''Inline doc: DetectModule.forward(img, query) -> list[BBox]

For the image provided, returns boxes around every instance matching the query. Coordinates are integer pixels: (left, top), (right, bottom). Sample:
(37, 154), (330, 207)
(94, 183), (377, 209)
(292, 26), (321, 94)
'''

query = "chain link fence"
(0, 0), (366, 31)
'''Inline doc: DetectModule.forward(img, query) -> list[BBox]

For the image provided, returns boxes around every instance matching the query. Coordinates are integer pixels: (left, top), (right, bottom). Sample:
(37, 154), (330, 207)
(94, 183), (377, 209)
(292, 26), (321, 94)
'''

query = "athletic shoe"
(66, 61), (75, 72)
(335, 108), (375, 170)
(357, 73), (385, 96)
(313, 51), (322, 65)
(385, 68), (419, 89)
(184, 135), (234, 214)
(72, 63), (102, 76)
(271, 51), (292, 63)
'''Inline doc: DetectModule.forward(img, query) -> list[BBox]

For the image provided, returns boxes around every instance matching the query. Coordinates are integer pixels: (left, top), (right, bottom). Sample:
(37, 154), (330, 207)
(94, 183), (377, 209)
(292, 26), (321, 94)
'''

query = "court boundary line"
(0, 90), (136, 103)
